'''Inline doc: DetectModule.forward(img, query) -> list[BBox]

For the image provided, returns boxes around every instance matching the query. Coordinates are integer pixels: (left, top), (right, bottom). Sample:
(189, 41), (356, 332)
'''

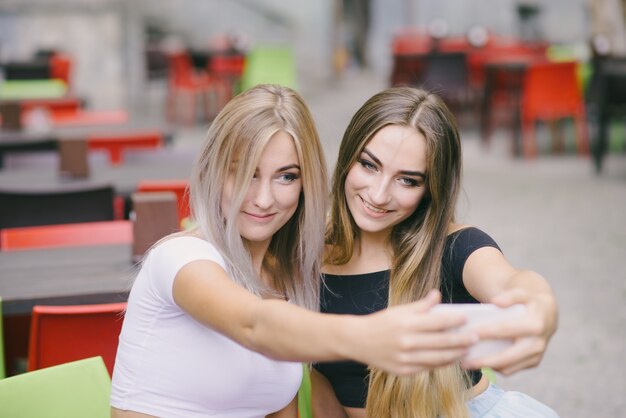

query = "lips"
(359, 196), (391, 216)
(243, 211), (276, 222)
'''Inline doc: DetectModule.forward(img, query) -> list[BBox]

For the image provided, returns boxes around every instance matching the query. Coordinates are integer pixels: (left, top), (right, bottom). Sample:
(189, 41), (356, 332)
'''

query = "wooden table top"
(0, 244), (137, 316)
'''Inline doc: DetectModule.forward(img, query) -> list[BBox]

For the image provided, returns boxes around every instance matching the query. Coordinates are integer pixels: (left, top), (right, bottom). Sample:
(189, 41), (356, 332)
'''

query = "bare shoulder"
(447, 223), (474, 235)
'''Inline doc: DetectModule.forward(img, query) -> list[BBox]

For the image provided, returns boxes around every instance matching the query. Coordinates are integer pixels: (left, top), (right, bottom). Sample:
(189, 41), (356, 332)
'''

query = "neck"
(244, 238), (271, 277)
(352, 230), (392, 271)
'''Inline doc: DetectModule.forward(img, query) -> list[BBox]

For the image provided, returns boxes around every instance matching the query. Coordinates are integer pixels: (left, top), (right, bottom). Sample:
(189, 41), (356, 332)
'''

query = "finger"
(497, 355), (542, 375)
(473, 314), (543, 340)
(409, 289), (442, 312)
(410, 311), (469, 332)
(405, 330), (479, 350)
(462, 339), (542, 371)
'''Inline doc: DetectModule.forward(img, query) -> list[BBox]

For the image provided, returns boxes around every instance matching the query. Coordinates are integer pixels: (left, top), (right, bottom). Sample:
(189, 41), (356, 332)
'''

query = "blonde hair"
(326, 87), (469, 417)
(189, 84), (328, 311)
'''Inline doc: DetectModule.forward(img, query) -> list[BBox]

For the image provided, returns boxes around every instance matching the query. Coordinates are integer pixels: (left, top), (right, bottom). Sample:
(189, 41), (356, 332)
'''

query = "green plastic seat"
(0, 79), (67, 100)
(0, 356), (111, 418)
(298, 363), (312, 418)
(240, 46), (297, 92)
(0, 297), (5, 379)
(482, 367), (497, 384)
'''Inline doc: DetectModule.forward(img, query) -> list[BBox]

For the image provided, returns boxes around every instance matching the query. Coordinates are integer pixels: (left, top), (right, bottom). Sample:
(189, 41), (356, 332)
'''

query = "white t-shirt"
(111, 236), (302, 418)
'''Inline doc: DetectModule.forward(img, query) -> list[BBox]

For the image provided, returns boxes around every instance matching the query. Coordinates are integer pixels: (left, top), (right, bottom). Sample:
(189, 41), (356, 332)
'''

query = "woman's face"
(344, 124), (428, 237)
(222, 131), (302, 247)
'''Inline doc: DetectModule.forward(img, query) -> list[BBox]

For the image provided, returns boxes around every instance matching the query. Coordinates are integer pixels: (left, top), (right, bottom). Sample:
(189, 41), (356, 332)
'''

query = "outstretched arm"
(460, 246), (558, 375)
(173, 260), (477, 375)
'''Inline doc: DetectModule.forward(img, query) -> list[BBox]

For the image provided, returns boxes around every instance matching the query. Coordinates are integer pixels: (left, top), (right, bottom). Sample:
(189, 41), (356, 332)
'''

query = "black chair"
(586, 57), (626, 172)
(3, 61), (51, 80)
(0, 184), (115, 229)
(420, 52), (471, 124)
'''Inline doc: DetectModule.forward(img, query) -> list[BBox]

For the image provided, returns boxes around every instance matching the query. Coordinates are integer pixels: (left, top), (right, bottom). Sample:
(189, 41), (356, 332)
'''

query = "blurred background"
(0, 1), (625, 417)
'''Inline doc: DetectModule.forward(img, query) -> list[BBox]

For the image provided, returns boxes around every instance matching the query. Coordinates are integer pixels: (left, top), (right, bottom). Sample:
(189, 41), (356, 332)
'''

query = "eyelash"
(358, 157), (376, 171)
(358, 157), (422, 187)
(277, 172), (299, 183)
(399, 177), (420, 187)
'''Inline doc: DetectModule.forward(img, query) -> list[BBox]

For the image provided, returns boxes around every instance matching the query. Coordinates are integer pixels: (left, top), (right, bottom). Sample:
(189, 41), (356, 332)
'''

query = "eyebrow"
(277, 164), (301, 171)
(362, 148), (426, 178)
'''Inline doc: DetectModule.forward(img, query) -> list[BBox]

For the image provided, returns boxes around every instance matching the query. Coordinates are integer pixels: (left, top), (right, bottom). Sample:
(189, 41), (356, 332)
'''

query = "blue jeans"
(467, 384), (560, 417)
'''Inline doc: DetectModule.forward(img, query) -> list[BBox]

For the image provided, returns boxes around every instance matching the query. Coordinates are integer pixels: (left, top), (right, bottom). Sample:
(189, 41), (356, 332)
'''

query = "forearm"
(245, 299), (363, 362)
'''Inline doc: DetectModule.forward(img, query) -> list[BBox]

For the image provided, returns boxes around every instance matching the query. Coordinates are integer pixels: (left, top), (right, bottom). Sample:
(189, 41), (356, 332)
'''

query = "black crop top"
(314, 227), (501, 408)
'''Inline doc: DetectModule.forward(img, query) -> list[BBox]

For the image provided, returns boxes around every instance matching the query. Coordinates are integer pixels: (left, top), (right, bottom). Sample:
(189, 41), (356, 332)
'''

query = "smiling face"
(221, 131), (302, 249)
(344, 124), (428, 238)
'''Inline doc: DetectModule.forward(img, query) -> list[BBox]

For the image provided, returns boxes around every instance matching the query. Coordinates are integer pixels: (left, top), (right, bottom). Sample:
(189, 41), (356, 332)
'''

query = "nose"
(250, 179), (274, 210)
(369, 176), (391, 206)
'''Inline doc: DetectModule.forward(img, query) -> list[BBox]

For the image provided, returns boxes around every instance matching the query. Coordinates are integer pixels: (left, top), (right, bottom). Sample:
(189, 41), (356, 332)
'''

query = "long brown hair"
(326, 87), (469, 417)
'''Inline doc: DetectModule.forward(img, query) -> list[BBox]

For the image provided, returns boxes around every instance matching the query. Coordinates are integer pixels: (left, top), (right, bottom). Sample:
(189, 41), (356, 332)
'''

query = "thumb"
(410, 289), (441, 312)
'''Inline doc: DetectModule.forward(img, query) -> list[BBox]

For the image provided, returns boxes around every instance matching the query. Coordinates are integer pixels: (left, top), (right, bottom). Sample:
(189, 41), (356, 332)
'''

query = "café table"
(0, 243), (136, 376)
(0, 151), (193, 198)
(0, 244), (136, 316)
(0, 122), (176, 169)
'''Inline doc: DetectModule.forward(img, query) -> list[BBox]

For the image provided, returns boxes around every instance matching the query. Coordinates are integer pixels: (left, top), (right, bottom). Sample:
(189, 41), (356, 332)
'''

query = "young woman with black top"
(313, 87), (559, 417)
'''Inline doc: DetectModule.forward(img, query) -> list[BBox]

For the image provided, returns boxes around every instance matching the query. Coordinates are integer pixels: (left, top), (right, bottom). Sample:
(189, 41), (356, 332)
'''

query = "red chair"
(49, 53), (73, 88)
(166, 51), (215, 124)
(87, 131), (162, 165)
(207, 54), (246, 114)
(137, 179), (190, 225)
(521, 61), (589, 158)
(0, 220), (133, 252)
(50, 109), (129, 128)
(28, 303), (127, 376)
(390, 28), (431, 86)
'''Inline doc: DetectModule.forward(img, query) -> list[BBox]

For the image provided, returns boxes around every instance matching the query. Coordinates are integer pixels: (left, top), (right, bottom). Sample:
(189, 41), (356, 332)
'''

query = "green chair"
(0, 356), (111, 418)
(481, 367), (497, 384)
(298, 363), (313, 418)
(0, 79), (67, 100)
(240, 46), (297, 91)
(0, 297), (5, 379)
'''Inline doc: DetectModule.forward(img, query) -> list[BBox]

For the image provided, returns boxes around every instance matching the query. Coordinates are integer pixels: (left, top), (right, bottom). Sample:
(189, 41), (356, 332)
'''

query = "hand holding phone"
(431, 303), (527, 361)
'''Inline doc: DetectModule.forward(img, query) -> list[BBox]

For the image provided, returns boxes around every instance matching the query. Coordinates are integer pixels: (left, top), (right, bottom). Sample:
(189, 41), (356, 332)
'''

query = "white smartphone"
(431, 303), (527, 361)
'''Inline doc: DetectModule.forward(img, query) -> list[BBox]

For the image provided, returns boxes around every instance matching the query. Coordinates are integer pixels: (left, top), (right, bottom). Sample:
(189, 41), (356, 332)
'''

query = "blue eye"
(277, 172), (299, 184)
(358, 158), (376, 171)
(398, 177), (420, 187)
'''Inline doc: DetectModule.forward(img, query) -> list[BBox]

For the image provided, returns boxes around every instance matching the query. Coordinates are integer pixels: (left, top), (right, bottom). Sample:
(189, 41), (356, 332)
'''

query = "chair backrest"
(522, 61), (584, 119)
(87, 131), (162, 165)
(0, 184), (115, 229)
(0, 356), (111, 418)
(3, 61), (51, 80)
(298, 364), (312, 418)
(240, 46), (296, 91)
(588, 57), (626, 108)
(167, 50), (196, 86)
(137, 179), (190, 224)
(28, 303), (126, 376)
(421, 52), (469, 93)
(0, 79), (67, 100)
(49, 53), (73, 87)
(0, 220), (133, 252)
(0, 297), (5, 379)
